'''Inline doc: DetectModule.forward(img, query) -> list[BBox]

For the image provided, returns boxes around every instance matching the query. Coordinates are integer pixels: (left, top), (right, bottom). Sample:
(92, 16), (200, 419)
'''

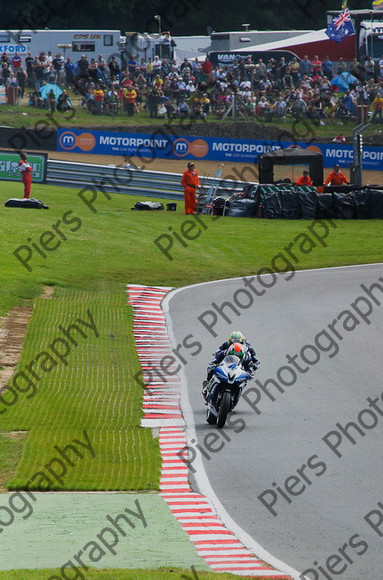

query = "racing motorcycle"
(205, 354), (251, 428)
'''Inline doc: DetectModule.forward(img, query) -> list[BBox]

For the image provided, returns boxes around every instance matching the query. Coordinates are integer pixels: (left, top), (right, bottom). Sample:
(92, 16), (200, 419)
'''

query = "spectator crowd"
(3, 48), (383, 124)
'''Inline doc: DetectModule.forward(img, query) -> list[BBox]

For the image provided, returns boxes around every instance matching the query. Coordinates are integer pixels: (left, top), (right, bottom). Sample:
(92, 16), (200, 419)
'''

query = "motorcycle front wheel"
(217, 391), (231, 428)
(206, 404), (217, 425)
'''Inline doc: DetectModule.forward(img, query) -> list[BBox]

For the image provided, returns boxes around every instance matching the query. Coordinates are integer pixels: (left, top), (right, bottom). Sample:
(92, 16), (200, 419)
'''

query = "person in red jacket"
(201, 57), (212, 82)
(181, 162), (200, 214)
(296, 170), (313, 186)
(324, 164), (350, 186)
(18, 152), (32, 198)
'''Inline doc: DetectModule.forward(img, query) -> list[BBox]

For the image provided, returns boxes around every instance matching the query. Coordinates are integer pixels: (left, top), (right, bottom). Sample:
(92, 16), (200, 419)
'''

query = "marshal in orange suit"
(181, 162), (200, 214)
(324, 165), (350, 186)
(296, 170), (313, 186)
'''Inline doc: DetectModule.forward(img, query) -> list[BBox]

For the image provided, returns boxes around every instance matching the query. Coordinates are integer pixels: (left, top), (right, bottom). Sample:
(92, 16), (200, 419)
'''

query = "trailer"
(231, 29), (355, 62)
(0, 30), (123, 61)
(206, 10), (383, 67)
(0, 29), (175, 64)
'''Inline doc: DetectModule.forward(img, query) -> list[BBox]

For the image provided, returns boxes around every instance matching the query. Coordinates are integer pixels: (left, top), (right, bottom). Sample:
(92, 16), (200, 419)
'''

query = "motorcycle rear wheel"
(217, 391), (231, 428)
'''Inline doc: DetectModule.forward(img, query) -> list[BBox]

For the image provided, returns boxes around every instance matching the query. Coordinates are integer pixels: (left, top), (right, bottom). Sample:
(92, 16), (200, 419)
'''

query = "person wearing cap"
(324, 165), (350, 186)
(181, 162), (200, 214)
(296, 170), (313, 186)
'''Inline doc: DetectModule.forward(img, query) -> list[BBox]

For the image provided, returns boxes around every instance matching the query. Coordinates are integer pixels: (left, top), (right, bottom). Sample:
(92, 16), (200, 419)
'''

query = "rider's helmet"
(228, 331), (245, 344)
(228, 342), (245, 359)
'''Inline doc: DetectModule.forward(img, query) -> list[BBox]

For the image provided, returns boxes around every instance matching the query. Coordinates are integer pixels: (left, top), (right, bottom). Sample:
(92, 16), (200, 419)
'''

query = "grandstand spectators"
(5, 48), (380, 123)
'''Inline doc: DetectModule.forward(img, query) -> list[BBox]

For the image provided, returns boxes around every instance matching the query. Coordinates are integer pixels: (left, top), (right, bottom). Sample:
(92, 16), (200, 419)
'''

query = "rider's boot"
(202, 380), (208, 403)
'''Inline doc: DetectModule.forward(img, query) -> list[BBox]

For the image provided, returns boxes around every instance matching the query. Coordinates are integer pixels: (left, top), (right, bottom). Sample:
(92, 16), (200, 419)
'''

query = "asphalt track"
(165, 263), (383, 580)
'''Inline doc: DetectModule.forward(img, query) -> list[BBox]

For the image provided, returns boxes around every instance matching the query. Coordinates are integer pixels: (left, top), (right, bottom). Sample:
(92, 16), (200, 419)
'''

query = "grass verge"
(2, 182), (383, 317)
(1, 99), (383, 141)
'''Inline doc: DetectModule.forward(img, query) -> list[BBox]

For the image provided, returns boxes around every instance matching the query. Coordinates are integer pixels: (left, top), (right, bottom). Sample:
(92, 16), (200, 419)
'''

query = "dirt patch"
(0, 307), (32, 390)
(41, 285), (54, 299)
(0, 431), (28, 439)
(0, 285), (54, 392)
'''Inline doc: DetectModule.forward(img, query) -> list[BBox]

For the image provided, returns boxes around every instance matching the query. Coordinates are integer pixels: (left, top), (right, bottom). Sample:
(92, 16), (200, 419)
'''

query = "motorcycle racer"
(202, 331), (260, 400)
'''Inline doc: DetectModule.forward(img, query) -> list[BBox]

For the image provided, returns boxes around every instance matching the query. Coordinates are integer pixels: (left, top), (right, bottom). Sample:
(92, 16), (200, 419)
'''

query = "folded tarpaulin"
(280, 189), (301, 219)
(131, 201), (164, 210)
(5, 198), (48, 209)
(262, 188), (282, 219)
(333, 192), (356, 219)
(226, 198), (257, 218)
(299, 189), (318, 219)
(365, 189), (383, 219)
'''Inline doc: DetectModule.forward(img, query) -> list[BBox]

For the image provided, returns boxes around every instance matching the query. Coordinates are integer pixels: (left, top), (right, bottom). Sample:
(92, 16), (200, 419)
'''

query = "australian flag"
(325, 8), (355, 43)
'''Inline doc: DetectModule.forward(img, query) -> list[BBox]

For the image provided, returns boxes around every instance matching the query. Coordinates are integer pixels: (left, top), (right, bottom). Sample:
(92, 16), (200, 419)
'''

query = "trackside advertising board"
(57, 128), (383, 170)
(0, 151), (47, 182)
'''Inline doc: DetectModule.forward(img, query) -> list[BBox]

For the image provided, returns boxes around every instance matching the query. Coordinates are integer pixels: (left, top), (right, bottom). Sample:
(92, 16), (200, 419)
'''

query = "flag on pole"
(373, 0), (383, 10)
(325, 8), (355, 43)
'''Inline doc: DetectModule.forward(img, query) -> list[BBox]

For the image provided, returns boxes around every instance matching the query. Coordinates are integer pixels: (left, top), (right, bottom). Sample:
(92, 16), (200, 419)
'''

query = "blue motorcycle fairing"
(215, 367), (227, 379)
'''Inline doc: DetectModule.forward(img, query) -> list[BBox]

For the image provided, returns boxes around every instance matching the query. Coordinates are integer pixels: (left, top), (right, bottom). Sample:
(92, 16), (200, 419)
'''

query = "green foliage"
(1, 0), (375, 34)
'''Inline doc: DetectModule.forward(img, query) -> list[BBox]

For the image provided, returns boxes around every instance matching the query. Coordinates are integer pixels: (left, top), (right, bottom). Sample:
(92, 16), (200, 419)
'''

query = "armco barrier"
(46, 159), (247, 200)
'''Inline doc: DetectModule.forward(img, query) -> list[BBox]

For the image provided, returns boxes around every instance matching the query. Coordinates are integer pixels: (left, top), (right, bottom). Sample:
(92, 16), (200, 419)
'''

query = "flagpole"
(371, 8), (374, 60)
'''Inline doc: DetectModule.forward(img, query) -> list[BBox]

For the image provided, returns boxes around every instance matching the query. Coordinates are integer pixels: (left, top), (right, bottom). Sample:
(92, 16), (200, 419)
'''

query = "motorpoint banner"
(57, 128), (383, 170)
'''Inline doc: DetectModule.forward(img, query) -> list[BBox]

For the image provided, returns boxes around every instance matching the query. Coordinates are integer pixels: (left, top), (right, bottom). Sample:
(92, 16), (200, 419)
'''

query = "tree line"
(3, 0), (375, 37)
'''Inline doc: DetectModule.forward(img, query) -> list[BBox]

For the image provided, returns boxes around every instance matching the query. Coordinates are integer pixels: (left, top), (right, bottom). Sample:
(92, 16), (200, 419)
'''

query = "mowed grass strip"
(1, 289), (161, 490)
